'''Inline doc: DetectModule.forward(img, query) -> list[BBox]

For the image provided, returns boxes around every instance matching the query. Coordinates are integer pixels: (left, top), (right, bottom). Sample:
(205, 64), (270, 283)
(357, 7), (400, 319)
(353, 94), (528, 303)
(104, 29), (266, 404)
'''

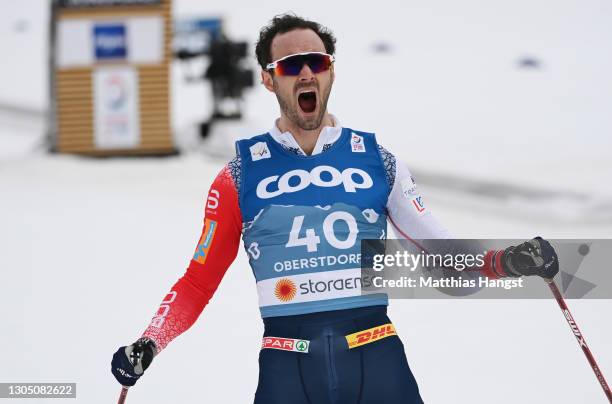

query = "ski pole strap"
(345, 323), (397, 349)
(262, 337), (310, 353)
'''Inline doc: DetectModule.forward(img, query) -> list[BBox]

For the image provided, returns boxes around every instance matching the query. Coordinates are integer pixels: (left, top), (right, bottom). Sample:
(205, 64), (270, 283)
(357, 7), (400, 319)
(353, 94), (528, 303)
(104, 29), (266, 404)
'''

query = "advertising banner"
(93, 67), (140, 149)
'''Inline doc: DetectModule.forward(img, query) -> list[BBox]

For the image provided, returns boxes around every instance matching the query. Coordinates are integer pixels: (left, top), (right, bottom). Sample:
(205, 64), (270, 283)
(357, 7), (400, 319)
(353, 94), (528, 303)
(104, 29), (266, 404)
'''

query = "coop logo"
(94, 23), (127, 60)
(256, 166), (373, 199)
(346, 323), (397, 348)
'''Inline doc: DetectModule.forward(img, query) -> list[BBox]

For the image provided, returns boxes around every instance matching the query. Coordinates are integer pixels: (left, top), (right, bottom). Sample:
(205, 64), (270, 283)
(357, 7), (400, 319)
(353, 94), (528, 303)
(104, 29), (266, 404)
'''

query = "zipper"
(326, 330), (338, 403)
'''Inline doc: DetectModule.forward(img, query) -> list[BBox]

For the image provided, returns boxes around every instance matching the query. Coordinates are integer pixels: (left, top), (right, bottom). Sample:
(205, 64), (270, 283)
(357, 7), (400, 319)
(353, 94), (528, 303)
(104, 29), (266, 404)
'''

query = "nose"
(297, 63), (315, 82)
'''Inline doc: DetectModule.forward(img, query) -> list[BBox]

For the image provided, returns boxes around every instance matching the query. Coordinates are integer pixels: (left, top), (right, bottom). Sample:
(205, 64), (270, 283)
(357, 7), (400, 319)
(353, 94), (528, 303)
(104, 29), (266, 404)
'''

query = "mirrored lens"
(275, 53), (332, 76)
(278, 55), (306, 75)
(303, 53), (329, 73)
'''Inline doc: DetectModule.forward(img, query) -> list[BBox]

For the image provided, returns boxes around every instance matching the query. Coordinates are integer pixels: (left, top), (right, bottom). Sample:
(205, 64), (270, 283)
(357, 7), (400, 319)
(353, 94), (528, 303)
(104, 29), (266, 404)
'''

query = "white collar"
(269, 115), (342, 156)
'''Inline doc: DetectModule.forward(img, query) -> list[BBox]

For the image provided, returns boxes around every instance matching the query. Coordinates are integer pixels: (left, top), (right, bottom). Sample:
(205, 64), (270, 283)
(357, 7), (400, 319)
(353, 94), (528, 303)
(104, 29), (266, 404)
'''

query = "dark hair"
(255, 13), (336, 70)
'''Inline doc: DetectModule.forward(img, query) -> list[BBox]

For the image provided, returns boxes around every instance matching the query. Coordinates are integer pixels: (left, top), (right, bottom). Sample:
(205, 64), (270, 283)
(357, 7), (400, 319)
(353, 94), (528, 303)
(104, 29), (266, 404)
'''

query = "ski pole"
(545, 278), (612, 403)
(117, 386), (129, 404)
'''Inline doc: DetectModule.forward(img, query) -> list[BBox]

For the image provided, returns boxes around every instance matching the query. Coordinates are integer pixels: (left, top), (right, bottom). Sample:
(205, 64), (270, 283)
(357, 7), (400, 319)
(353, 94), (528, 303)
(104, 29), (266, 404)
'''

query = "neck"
(277, 113), (334, 155)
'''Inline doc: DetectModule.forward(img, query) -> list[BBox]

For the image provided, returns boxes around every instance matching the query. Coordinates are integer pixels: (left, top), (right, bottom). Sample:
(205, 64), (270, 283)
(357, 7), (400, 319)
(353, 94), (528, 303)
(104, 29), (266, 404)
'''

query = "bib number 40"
(286, 211), (358, 252)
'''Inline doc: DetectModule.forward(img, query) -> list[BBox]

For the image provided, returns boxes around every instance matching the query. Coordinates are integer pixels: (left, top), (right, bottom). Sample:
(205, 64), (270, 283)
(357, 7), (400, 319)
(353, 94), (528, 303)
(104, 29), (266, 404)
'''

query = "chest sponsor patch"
(350, 132), (365, 153)
(250, 141), (271, 161)
(257, 268), (364, 307)
(256, 166), (373, 199)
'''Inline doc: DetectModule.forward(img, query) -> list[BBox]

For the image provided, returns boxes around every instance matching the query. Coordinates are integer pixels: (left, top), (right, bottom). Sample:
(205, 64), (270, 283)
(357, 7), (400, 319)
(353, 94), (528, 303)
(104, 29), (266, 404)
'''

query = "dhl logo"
(345, 323), (397, 349)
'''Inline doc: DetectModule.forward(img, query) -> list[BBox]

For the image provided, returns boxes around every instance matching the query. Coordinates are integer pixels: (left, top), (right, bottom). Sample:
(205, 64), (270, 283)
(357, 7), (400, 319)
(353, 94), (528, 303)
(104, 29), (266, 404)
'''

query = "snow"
(0, 1), (611, 403)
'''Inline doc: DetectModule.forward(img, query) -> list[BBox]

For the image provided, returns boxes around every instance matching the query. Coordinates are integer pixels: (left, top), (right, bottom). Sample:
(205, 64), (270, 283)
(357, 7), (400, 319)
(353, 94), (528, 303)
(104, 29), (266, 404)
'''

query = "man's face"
(262, 28), (335, 131)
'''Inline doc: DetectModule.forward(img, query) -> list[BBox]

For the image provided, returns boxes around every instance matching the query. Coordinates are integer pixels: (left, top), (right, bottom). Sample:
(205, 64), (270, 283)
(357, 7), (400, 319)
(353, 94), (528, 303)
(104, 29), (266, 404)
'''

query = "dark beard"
(274, 81), (332, 131)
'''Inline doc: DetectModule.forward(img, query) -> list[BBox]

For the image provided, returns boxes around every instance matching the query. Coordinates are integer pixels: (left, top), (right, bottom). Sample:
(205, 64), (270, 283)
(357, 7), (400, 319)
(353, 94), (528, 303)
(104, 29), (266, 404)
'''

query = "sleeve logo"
(193, 219), (217, 264)
(411, 195), (426, 214)
(206, 189), (219, 210)
(150, 291), (177, 328)
(400, 177), (417, 196)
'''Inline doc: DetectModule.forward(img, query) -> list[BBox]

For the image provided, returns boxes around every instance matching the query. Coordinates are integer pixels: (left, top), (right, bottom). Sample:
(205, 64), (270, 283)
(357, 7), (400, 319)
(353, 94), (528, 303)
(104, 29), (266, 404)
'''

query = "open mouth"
(298, 91), (317, 113)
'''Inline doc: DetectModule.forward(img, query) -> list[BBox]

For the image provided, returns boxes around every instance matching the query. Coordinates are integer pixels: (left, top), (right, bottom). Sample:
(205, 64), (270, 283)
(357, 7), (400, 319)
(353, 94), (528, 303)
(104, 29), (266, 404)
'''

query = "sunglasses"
(266, 52), (335, 76)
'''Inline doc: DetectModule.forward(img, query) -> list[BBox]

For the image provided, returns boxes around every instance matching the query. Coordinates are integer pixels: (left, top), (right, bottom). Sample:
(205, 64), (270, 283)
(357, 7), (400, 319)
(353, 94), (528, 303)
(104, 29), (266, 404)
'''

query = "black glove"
(501, 237), (559, 279)
(111, 338), (157, 386)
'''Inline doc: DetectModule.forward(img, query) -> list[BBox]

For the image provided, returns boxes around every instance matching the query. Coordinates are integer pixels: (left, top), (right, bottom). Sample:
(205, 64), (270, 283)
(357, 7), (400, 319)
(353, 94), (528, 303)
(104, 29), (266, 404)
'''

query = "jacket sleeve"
(385, 154), (452, 242)
(141, 163), (242, 352)
(384, 148), (501, 279)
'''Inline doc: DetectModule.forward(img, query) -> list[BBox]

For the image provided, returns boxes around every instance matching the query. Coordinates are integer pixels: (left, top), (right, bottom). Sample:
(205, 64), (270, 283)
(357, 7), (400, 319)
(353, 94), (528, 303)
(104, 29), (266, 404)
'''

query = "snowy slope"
(1, 153), (611, 404)
(1, 0), (611, 403)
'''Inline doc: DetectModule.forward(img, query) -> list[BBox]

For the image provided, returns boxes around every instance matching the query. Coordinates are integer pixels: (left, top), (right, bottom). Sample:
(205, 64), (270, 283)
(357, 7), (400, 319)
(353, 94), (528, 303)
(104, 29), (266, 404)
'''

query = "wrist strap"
(482, 250), (507, 278)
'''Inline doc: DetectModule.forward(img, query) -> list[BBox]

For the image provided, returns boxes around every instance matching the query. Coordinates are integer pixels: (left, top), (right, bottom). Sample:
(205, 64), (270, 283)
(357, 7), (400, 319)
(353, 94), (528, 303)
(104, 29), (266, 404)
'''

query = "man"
(112, 14), (559, 403)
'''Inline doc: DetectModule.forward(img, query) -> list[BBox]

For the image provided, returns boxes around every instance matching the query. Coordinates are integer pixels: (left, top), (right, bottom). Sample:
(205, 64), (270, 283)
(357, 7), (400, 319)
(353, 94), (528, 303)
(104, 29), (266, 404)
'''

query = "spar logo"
(256, 165), (373, 199)
(274, 278), (297, 302)
(346, 324), (397, 349)
(262, 337), (310, 353)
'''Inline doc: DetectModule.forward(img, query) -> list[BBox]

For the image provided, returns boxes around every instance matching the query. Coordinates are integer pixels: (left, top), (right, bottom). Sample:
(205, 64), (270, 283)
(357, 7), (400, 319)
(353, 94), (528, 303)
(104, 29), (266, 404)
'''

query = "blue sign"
(93, 24), (127, 60)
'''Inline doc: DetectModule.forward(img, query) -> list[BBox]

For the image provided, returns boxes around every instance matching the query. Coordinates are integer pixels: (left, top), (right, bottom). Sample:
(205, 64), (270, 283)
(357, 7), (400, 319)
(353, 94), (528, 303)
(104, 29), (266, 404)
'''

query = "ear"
(330, 64), (335, 84)
(261, 70), (275, 92)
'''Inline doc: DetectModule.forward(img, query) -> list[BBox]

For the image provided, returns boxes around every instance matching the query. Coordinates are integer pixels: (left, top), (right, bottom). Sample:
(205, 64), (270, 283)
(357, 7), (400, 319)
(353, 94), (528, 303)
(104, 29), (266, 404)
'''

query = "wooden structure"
(50, 0), (175, 155)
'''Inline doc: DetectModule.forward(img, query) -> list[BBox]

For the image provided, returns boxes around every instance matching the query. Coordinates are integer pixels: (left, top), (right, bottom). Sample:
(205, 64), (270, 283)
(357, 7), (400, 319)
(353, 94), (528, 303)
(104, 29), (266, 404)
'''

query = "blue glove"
(111, 338), (157, 386)
(502, 237), (559, 279)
